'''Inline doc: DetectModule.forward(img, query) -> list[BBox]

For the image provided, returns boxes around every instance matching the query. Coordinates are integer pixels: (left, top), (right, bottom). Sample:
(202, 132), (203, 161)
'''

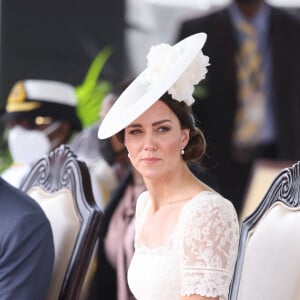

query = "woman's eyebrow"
(128, 119), (172, 128)
(127, 123), (141, 128)
(152, 119), (172, 126)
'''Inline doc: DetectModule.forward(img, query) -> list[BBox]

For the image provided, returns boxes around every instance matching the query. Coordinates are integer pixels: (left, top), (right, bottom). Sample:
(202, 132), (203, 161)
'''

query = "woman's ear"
(181, 128), (190, 148)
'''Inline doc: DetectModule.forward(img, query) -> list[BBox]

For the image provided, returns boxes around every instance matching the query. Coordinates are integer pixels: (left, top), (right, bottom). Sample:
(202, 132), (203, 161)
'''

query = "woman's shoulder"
(136, 190), (149, 206)
(177, 190), (239, 243)
(191, 190), (235, 207)
(183, 191), (238, 221)
(135, 191), (150, 218)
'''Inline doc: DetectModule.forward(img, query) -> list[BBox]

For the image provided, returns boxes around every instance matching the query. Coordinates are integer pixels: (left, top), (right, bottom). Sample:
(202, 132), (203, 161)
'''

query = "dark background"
(0, 0), (126, 107)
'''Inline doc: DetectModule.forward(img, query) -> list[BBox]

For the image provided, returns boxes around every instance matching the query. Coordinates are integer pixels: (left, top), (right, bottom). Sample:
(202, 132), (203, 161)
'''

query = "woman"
(98, 33), (239, 300)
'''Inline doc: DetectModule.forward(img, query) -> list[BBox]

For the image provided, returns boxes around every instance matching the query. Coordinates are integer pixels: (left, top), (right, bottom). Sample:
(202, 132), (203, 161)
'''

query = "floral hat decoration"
(98, 33), (209, 139)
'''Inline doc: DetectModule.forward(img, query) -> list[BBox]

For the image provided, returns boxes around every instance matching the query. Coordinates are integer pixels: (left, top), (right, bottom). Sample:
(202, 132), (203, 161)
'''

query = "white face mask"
(8, 125), (51, 165)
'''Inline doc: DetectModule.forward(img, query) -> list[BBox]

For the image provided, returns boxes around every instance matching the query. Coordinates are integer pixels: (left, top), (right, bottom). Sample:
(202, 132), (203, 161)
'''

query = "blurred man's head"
(235, 0), (264, 17)
(1, 80), (81, 130)
(0, 79), (82, 165)
(236, 0), (262, 4)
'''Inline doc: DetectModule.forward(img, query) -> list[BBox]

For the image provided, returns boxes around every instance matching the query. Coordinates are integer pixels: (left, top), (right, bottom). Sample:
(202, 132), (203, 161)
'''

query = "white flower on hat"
(143, 42), (210, 106)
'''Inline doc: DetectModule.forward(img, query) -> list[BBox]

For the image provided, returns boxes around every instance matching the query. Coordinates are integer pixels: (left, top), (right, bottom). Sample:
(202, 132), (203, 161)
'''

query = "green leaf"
(76, 47), (113, 127)
(193, 84), (208, 99)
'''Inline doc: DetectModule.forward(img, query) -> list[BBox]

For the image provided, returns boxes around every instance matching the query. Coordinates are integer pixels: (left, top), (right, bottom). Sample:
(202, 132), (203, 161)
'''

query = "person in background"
(178, 0), (300, 216)
(97, 33), (239, 300)
(0, 176), (54, 299)
(0, 79), (82, 188)
(71, 81), (133, 209)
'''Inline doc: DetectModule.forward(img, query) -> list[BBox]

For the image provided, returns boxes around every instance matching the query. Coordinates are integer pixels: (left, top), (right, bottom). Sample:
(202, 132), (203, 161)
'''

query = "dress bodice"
(127, 191), (239, 300)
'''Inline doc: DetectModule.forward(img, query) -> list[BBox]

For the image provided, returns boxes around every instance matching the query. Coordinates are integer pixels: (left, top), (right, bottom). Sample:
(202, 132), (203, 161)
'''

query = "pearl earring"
(128, 153), (130, 158)
(181, 147), (185, 155)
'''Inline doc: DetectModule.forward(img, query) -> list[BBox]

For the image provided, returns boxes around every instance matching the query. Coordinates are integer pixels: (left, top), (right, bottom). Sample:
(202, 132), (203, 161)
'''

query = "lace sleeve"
(178, 192), (239, 298)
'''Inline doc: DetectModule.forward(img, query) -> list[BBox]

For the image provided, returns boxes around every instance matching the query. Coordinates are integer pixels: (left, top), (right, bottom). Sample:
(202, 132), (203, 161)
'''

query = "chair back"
(229, 161), (300, 300)
(21, 144), (102, 300)
(240, 159), (295, 220)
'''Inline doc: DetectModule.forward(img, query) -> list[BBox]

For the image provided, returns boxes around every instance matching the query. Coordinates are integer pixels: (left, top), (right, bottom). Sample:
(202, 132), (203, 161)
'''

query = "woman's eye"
(129, 129), (142, 135)
(157, 126), (170, 132)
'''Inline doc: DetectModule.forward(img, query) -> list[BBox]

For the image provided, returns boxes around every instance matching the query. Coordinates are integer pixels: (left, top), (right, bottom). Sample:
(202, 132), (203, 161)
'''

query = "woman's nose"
(144, 144), (157, 151)
(143, 134), (157, 151)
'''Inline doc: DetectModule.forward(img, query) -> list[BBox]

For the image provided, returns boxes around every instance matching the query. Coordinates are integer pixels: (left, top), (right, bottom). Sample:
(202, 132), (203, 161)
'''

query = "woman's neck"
(144, 165), (200, 211)
(132, 168), (144, 187)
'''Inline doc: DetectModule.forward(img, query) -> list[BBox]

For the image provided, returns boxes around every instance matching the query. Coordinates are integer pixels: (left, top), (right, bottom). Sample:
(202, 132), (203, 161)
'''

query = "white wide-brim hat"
(98, 32), (208, 139)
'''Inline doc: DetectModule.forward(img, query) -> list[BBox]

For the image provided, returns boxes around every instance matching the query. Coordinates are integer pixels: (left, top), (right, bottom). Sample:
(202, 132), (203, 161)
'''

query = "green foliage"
(76, 47), (113, 128)
(193, 84), (208, 99)
(0, 129), (12, 173)
(0, 147), (12, 173)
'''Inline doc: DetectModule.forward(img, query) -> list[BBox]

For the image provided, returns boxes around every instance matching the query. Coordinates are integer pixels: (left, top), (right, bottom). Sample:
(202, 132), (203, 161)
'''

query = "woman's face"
(124, 100), (189, 180)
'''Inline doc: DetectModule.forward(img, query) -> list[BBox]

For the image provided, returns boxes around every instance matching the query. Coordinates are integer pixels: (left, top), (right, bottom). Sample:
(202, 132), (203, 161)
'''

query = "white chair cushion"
(238, 202), (300, 300)
(28, 187), (80, 300)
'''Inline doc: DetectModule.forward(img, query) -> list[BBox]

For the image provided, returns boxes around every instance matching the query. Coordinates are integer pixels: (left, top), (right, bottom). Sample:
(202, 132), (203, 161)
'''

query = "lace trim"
(181, 269), (231, 298)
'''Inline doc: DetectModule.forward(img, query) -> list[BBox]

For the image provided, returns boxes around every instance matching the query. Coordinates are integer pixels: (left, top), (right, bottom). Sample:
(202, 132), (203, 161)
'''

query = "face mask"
(8, 125), (51, 165)
(42, 120), (64, 150)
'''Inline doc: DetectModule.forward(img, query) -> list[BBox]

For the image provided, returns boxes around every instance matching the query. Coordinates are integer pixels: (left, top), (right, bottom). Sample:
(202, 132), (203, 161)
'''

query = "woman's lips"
(141, 157), (160, 163)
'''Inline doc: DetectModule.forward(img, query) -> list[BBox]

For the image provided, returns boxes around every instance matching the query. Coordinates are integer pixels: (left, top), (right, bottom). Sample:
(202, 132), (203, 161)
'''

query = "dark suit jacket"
(178, 5), (300, 213)
(0, 178), (54, 300)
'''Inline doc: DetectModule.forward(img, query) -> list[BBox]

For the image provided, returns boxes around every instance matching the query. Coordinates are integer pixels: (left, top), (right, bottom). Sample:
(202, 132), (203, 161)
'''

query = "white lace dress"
(127, 191), (239, 300)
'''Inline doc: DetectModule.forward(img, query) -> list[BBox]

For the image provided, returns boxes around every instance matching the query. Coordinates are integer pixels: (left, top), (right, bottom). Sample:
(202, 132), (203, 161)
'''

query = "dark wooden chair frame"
(228, 160), (300, 299)
(20, 144), (102, 300)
